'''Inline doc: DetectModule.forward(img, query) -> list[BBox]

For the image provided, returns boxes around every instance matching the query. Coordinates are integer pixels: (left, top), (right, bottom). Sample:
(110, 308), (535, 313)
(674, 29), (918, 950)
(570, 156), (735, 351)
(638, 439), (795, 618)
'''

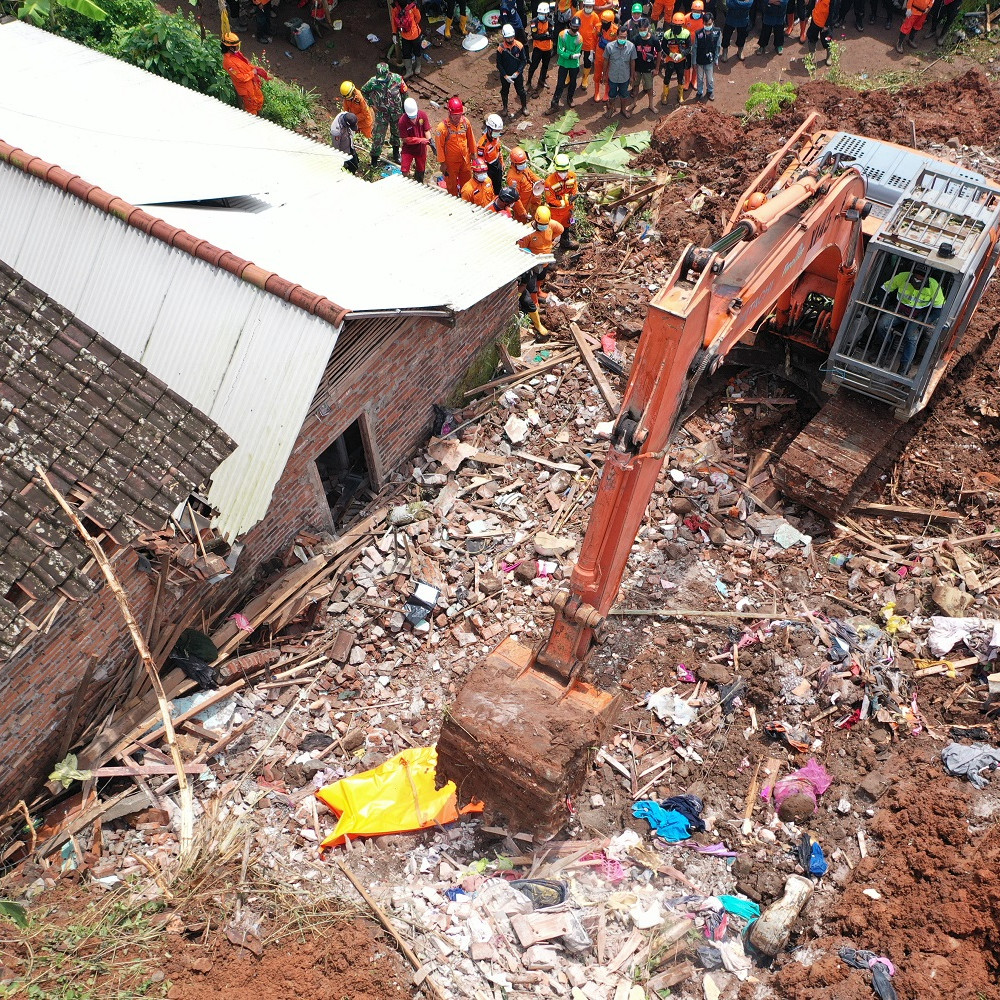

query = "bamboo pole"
(35, 465), (195, 856)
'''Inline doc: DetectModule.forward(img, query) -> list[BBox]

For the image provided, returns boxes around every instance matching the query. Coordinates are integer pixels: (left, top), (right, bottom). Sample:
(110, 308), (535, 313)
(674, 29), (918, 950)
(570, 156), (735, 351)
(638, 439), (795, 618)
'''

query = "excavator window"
(841, 253), (953, 379)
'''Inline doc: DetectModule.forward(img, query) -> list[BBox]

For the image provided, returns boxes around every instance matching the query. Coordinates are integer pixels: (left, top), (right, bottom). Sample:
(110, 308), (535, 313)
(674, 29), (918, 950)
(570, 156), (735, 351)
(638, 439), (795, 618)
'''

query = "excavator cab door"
(824, 250), (960, 418)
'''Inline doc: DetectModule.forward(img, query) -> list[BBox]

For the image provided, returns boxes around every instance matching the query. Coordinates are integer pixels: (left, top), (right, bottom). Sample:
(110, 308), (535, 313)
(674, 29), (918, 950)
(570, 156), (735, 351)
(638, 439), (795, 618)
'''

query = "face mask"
(516, 162), (528, 171)
(475, 172), (487, 181)
(617, 36), (627, 44)
(535, 222), (548, 231)
(407, 113), (418, 120)
(557, 170), (568, 178)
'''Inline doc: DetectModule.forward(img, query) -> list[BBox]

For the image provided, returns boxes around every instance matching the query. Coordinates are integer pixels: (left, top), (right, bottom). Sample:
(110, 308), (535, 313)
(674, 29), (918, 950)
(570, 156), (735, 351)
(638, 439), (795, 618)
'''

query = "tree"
(15, 0), (106, 26)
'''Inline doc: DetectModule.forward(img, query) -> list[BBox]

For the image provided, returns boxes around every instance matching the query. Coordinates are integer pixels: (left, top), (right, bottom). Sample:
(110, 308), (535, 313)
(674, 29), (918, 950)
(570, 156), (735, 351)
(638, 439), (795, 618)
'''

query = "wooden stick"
(337, 860), (447, 1000)
(35, 465), (195, 855)
(569, 322), (620, 416)
(609, 607), (806, 620)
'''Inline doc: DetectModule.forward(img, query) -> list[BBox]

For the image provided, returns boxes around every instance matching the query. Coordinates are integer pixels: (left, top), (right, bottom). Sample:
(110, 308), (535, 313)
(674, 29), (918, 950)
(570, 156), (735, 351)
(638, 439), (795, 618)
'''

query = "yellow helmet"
(534, 205), (552, 226)
(340, 80), (355, 97)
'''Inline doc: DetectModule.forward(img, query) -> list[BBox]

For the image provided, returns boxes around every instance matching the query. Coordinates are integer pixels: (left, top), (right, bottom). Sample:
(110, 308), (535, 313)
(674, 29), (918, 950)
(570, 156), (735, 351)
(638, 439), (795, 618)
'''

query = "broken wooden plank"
(569, 322), (620, 417)
(92, 763), (207, 777)
(463, 349), (578, 398)
(512, 450), (581, 474)
(851, 502), (961, 523)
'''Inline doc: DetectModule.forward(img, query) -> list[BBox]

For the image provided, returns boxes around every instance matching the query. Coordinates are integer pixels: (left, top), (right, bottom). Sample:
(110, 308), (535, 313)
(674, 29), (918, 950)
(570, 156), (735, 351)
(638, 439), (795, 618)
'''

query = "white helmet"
(485, 113), (504, 132)
(501, 22), (515, 37)
(537, 1), (550, 13)
(403, 97), (418, 119)
(583, 0), (594, 6)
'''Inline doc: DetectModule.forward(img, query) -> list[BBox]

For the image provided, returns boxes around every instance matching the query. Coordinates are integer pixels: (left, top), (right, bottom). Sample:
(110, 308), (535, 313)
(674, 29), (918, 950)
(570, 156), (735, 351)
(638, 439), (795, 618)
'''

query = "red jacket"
(398, 110), (431, 149)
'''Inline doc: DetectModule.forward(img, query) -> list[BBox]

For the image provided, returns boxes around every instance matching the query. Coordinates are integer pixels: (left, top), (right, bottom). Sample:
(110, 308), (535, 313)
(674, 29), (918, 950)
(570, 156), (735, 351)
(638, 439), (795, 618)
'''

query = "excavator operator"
(875, 264), (946, 374)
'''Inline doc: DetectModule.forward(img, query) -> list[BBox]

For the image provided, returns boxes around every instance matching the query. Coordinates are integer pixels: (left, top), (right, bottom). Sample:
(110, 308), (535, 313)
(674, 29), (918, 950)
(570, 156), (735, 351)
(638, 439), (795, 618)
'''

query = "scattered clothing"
(840, 947), (899, 1000)
(632, 800), (692, 842)
(716, 895), (761, 922)
(663, 793), (706, 833)
(941, 742), (1000, 788)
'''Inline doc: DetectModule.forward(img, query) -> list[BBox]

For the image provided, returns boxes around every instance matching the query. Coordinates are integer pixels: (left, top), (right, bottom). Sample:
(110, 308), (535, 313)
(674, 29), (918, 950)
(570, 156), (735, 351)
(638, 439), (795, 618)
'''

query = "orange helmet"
(671, 11), (685, 22)
(601, 9), (614, 21)
(691, 0), (704, 10)
(510, 146), (528, 165)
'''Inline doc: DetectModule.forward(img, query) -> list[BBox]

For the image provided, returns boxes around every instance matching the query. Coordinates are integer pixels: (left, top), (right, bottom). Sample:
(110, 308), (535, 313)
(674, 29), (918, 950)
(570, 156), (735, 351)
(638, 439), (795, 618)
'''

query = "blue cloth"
(724, 0), (753, 27)
(762, 0), (789, 25)
(717, 895), (761, 922)
(632, 801), (692, 842)
(662, 794), (706, 833)
(809, 841), (829, 876)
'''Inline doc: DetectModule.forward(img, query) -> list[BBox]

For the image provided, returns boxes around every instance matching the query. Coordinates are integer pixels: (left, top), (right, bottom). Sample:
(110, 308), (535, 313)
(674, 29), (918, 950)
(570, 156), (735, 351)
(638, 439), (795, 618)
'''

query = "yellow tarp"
(317, 747), (483, 849)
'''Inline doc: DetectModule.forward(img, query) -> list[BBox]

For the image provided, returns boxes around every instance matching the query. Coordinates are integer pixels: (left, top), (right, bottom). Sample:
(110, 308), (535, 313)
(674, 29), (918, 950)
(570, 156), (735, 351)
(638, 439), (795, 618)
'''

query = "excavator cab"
(825, 166), (1000, 419)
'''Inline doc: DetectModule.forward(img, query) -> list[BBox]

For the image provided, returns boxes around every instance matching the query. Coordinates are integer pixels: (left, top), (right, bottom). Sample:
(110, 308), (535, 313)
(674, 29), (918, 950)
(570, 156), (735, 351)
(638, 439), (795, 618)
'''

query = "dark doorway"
(316, 419), (371, 527)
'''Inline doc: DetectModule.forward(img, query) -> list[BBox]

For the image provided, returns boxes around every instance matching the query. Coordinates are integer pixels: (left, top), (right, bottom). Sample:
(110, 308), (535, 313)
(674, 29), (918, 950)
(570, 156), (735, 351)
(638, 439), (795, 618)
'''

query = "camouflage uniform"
(361, 64), (405, 163)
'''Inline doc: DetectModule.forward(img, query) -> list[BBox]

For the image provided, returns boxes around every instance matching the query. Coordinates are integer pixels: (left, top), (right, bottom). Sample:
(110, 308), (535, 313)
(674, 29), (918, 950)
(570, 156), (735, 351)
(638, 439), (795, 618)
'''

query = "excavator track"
(774, 393), (906, 519)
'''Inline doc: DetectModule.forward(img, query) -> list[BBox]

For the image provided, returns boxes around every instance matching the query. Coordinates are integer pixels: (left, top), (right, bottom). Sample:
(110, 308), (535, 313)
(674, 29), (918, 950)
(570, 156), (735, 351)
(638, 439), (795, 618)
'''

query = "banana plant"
(521, 109), (651, 175)
(16, 0), (105, 24)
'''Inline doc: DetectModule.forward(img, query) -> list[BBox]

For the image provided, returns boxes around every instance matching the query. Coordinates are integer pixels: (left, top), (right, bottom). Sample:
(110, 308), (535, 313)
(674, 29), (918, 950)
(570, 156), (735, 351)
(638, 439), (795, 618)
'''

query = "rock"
(479, 572), (503, 595)
(856, 771), (891, 801)
(776, 792), (816, 823)
(932, 582), (973, 617)
(515, 560), (538, 582)
(504, 414), (529, 444)
(533, 531), (575, 556)
(696, 661), (734, 686)
(670, 497), (695, 515)
(709, 527), (728, 546)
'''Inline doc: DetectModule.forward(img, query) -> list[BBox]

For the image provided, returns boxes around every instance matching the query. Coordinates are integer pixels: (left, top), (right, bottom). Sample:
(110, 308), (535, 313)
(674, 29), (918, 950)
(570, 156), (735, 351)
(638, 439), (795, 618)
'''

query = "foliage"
(522, 110), (651, 175)
(825, 39), (844, 83)
(108, 11), (236, 105)
(15, 0), (104, 28)
(261, 76), (321, 131)
(0, 900), (27, 928)
(744, 80), (798, 119)
(56, 0), (153, 46)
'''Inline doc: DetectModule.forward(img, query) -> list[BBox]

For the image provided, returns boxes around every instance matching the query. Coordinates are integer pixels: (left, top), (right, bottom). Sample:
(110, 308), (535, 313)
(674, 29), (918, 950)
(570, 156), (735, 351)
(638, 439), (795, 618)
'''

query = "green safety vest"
(882, 271), (945, 311)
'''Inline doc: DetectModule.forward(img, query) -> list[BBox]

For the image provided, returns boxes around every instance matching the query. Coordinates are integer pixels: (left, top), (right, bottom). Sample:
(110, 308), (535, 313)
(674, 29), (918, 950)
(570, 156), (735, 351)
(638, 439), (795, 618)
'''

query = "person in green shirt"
(549, 16), (583, 110)
(876, 264), (946, 373)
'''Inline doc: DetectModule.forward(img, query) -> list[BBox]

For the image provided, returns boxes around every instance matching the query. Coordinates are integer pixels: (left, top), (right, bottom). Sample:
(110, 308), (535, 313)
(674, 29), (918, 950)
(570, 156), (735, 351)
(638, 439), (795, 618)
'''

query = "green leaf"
(17, 0), (50, 23)
(583, 123), (618, 153)
(621, 130), (651, 152)
(574, 146), (634, 172)
(542, 109), (580, 153)
(58, 0), (107, 19)
(0, 901), (27, 929)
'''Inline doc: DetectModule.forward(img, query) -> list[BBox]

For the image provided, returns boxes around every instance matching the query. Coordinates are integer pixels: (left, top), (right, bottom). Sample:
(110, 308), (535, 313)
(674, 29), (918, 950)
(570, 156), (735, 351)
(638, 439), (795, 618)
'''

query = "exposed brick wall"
(0, 284), (518, 813)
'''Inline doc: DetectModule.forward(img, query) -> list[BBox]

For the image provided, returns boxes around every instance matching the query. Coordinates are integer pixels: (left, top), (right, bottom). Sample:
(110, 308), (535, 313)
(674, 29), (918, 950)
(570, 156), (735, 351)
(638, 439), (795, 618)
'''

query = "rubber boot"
(560, 228), (578, 250)
(581, 66), (591, 88)
(800, 20), (807, 41)
(528, 309), (548, 336)
(737, 46), (745, 59)
(907, 28), (919, 45)
(445, 16), (453, 37)
(721, 44), (730, 61)
(413, 57), (421, 76)
(895, 30), (904, 51)
(678, 84), (685, 103)
(808, 40), (816, 53)
(459, 14), (468, 34)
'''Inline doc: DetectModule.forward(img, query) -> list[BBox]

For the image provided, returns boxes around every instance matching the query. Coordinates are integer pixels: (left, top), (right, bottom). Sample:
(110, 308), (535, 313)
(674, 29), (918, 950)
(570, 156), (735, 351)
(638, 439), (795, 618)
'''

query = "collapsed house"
(0, 20), (545, 811)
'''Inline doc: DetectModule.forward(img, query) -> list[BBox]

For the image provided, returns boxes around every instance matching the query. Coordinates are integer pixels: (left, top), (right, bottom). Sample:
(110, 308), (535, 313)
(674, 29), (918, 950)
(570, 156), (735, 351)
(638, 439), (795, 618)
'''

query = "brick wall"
(0, 283), (518, 813)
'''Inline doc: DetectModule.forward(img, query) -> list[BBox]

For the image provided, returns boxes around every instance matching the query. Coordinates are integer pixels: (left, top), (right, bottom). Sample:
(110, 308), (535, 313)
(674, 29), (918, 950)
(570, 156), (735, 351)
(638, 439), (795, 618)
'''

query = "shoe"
(257, 35), (271, 42)
(721, 45), (730, 61)
(708, 92), (715, 100)
(856, 20), (864, 30)
(776, 45), (783, 52)
(737, 47), (745, 59)
(755, 45), (766, 55)
(560, 231), (579, 249)
(868, 12), (876, 22)
(895, 31), (904, 50)
(519, 102), (528, 115)
(907, 31), (919, 45)
(696, 92), (704, 100)
(885, 17), (892, 28)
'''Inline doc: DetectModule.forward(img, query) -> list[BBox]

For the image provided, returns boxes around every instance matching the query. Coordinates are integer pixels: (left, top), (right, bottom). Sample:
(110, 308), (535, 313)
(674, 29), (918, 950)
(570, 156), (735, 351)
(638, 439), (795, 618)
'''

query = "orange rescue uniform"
(517, 219), (565, 255)
(342, 90), (374, 139)
(544, 169), (578, 229)
(223, 50), (269, 116)
(650, 0), (674, 22)
(435, 116), (478, 197)
(593, 22), (618, 99)
(578, 9), (602, 50)
(461, 176), (495, 206)
(507, 163), (543, 215)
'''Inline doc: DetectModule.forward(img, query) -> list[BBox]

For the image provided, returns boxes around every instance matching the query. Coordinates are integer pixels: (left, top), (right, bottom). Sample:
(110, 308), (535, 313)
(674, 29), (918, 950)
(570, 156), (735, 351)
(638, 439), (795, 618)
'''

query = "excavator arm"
(436, 144), (869, 838)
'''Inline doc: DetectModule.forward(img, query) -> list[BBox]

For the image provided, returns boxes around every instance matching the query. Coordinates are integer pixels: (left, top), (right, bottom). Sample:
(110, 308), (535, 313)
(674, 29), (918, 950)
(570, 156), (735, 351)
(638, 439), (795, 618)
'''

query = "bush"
(57, 0), (153, 46)
(260, 77), (321, 130)
(744, 81), (797, 119)
(107, 11), (236, 105)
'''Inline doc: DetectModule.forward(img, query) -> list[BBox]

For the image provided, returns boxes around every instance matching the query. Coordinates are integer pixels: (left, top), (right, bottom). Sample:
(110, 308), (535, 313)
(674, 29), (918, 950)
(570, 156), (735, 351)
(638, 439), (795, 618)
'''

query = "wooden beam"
(569, 322), (620, 416)
(852, 502), (961, 523)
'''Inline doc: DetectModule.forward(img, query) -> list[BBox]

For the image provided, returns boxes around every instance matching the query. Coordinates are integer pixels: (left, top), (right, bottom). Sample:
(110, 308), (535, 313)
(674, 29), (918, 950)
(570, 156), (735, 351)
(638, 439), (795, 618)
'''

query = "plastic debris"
(772, 758), (832, 822)
(797, 833), (829, 877)
(645, 688), (697, 726)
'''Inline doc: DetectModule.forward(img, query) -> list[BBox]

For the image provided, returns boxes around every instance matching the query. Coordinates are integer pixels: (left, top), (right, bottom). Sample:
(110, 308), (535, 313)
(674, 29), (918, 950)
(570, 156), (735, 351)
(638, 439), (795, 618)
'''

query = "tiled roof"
(0, 261), (235, 657)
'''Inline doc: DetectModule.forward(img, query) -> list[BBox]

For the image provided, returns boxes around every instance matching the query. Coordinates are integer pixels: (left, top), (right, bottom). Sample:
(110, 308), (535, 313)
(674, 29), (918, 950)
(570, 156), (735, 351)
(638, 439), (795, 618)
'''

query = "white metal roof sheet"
(0, 164), (339, 540)
(0, 19), (348, 206)
(0, 22), (547, 314)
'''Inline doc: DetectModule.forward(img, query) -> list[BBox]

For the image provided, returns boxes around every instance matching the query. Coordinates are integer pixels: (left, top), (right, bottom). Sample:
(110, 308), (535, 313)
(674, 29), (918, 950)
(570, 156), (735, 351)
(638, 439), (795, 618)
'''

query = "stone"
(932, 582), (973, 618)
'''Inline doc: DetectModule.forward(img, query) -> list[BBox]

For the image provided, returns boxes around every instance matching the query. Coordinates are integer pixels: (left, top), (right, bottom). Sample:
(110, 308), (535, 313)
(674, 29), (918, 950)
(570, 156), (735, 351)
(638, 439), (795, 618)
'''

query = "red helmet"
(471, 156), (487, 172)
(448, 96), (464, 114)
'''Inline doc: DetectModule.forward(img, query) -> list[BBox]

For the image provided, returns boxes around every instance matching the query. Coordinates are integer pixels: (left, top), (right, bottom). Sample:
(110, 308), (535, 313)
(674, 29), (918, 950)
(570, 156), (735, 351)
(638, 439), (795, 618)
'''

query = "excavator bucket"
(436, 637), (621, 839)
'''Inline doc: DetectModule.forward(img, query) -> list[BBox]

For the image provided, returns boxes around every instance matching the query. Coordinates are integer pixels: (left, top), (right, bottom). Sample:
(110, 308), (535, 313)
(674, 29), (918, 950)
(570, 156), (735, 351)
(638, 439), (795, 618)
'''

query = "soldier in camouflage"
(361, 62), (406, 165)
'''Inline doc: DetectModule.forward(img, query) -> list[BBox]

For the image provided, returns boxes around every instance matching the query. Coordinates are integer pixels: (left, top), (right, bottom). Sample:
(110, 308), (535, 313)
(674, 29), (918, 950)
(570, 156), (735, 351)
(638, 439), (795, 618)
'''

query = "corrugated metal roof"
(0, 20), (347, 206)
(0, 164), (339, 540)
(0, 22), (550, 314)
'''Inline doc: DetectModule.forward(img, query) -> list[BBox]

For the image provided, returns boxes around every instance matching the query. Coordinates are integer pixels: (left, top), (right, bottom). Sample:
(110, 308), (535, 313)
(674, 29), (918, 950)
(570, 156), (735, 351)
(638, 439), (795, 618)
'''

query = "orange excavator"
(437, 113), (1000, 836)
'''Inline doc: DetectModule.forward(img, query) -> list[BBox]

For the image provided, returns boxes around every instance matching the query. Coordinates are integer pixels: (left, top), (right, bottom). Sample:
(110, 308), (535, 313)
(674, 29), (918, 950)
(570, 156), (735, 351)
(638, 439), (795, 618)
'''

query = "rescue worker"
(593, 10), (618, 101)
(221, 32), (270, 116)
(757, 0), (789, 53)
(507, 146), (544, 216)
(496, 24), (529, 117)
(399, 97), (431, 183)
(693, 11), (720, 100)
(444, 0), (471, 38)
(435, 96), (478, 197)
(391, 0), (424, 78)
(553, 0), (577, 31)
(330, 111), (359, 173)
(896, 0), (932, 50)
(477, 114), (506, 194)
(461, 158), (496, 206)
(720, 0), (752, 60)
(625, 1), (645, 36)
(544, 151), (578, 249)
(517, 205), (564, 337)
(488, 185), (529, 221)
(527, 3), (556, 91)
(339, 80), (374, 139)
(500, 0), (527, 42)
(578, 0), (602, 91)
(549, 15), (584, 110)
(806, 0), (832, 61)
(683, 0), (704, 86)
(650, 0), (674, 28)
(658, 12), (690, 102)
(876, 265), (945, 373)
(361, 63), (407, 165)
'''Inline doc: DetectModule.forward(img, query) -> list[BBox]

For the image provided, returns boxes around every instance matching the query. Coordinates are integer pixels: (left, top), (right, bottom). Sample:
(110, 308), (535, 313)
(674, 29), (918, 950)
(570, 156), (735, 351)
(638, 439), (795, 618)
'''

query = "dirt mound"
(772, 766), (1000, 1000)
(652, 104), (748, 162)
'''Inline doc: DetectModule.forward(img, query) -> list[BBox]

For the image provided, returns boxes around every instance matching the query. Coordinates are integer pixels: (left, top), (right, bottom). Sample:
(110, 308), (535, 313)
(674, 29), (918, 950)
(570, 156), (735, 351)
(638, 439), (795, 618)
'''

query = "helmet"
(222, 31), (240, 45)
(502, 23), (515, 37)
(534, 205), (552, 225)
(631, 2), (643, 11)
(537, 1), (550, 12)
(553, 152), (571, 171)
(485, 113), (504, 132)
(583, 0), (595, 6)
(499, 186), (519, 204)
(342, 112), (358, 130)
(569, 15), (581, 27)
(340, 80), (354, 97)
(472, 156), (487, 172)
(376, 61), (390, 77)
(448, 96), (464, 114)
(691, 0), (704, 10)
(601, 10), (614, 21)
(671, 11), (685, 23)
(403, 97), (418, 118)
(510, 146), (528, 165)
